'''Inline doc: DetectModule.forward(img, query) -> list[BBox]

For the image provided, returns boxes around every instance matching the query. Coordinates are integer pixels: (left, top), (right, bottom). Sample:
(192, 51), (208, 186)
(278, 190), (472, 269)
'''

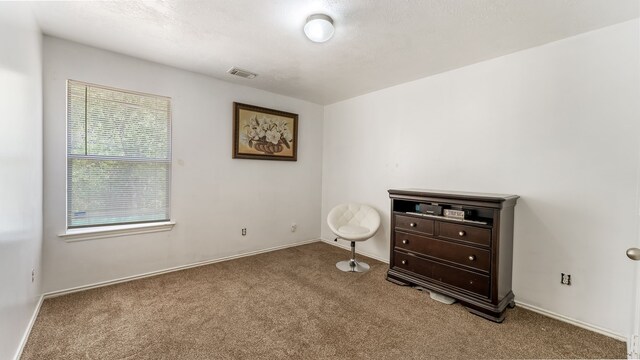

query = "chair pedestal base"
(336, 241), (370, 273)
(336, 260), (370, 273)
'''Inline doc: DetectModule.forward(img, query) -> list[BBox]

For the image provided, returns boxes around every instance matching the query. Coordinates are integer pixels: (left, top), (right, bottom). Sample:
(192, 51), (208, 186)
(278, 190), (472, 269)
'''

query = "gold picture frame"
(232, 102), (298, 161)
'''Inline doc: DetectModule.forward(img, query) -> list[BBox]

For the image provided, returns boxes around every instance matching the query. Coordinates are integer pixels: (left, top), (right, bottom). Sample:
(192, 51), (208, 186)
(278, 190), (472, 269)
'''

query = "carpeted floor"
(22, 242), (625, 359)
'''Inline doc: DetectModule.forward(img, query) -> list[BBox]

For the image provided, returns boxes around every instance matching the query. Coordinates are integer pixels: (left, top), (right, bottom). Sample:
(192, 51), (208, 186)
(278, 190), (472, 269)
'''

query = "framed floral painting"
(233, 102), (298, 161)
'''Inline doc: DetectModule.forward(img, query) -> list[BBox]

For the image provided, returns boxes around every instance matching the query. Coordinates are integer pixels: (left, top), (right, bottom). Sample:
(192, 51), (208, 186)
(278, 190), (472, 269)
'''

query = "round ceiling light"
(304, 14), (334, 43)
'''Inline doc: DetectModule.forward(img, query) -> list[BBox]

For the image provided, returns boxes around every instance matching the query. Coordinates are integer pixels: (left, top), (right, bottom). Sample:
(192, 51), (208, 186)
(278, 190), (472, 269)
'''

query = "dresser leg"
(385, 271), (412, 286)
(508, 300), (516, 309)
(464, 305), (506, 323)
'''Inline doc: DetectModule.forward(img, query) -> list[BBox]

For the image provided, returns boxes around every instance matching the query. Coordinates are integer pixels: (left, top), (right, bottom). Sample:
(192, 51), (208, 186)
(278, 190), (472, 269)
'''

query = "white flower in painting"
(275, 119), (287, 132)
(239, 132), (250, 146)
(266, 130), (281, 144)
(259, 116), (272, 131)
(248, 116), (259, 128)
(246, 127), (259, 140)
(282, 129), (293, 142)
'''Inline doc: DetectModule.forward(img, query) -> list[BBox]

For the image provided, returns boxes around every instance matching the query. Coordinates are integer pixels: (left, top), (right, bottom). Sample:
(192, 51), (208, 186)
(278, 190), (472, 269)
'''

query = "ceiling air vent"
(227, 67), (257, 79)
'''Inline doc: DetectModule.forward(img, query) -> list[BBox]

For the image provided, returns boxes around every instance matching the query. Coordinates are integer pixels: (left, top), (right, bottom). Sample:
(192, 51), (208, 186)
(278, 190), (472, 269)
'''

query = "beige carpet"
(22, 242), (625, 359)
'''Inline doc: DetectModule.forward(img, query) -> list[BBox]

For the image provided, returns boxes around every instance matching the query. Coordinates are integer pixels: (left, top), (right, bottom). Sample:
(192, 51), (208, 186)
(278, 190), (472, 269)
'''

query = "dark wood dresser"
(386, 189), (519, 322)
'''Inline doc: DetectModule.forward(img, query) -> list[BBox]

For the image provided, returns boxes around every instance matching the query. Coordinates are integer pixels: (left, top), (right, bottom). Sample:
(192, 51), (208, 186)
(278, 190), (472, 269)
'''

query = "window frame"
(63, 79), (173, 235)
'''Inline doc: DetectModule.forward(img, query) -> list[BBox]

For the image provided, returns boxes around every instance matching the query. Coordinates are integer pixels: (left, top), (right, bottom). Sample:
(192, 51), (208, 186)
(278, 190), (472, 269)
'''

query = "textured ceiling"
(30, 0), (639, 105)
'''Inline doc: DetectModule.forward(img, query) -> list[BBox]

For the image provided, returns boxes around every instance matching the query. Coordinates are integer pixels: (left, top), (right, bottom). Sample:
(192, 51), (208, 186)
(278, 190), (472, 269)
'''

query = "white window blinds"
(67, 80), (171, 228)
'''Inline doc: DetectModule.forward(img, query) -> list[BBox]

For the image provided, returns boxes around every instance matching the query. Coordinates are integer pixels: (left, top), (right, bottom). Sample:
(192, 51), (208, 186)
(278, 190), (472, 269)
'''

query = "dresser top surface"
(388, 189), (519, 203)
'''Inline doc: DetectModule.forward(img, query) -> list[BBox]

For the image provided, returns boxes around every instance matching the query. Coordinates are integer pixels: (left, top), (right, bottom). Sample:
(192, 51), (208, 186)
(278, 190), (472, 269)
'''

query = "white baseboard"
(515, 301), (626, 342)
(14, 294), (44, 360)
(320, 237), (389, 264)
(44, 238), (320, 299)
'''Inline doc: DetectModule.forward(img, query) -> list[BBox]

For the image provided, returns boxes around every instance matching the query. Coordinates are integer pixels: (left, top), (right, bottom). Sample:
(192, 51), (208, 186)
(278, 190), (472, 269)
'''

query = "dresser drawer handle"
(458, 231), (466, 236)
(409, 222), (417, 227)
(401, 259), (408, 265)
(402, 239), (409, 245)
(468, 255), (476, 261)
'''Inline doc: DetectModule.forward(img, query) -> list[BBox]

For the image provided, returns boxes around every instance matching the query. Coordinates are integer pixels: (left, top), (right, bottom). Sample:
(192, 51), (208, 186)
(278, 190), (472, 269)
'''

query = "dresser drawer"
(439, 222), (491, 247)
(393, 251), (490, 298)
(395, 214), (434, 235)
(394, 231), (490, 272)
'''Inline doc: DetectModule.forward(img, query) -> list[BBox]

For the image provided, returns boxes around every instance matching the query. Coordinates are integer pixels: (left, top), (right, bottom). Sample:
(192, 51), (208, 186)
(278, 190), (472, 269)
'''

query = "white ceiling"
(30, 0), (639, 105)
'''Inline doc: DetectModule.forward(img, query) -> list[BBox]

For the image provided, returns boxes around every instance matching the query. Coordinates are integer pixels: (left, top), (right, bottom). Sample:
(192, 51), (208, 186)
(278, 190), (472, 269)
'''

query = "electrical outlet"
(242, 228), (247, 236)
(291, 223), (297, 232)
(561, 273), (571, 285)
(31, 268), (35, 283)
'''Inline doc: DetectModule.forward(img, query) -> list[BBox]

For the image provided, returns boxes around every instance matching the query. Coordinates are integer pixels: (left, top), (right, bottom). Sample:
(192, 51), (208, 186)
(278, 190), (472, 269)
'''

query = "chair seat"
(327, 203), (381, 242)
(337, 224), (370, 237)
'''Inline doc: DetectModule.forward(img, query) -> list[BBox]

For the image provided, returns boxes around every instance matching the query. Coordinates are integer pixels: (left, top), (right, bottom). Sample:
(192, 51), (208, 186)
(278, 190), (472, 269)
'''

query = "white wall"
(0, 3), (43, 360)
(42, 37), (323, 293)
(322, 20), (640, 337)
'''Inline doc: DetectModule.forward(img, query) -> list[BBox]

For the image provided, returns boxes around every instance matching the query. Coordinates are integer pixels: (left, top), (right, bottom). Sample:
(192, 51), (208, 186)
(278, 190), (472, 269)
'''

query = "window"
(67, 80), (171, 229)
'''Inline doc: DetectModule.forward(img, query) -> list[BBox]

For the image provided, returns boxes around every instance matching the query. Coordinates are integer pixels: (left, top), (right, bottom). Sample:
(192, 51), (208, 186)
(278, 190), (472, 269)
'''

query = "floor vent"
(227, 67), (257, 79)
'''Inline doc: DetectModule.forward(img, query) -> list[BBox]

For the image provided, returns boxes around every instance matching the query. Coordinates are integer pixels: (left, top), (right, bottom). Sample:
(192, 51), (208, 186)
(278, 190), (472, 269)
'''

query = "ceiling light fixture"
(304, 14), (334, 43)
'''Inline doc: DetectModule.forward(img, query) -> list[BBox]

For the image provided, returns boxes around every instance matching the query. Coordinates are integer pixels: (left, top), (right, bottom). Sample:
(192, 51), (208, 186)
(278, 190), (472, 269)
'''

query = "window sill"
(59, 221), (176, 242)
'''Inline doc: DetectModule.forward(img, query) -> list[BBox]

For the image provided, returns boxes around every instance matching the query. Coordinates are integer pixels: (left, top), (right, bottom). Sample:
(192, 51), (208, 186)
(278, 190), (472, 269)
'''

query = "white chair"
(327, 203), (381, 273)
